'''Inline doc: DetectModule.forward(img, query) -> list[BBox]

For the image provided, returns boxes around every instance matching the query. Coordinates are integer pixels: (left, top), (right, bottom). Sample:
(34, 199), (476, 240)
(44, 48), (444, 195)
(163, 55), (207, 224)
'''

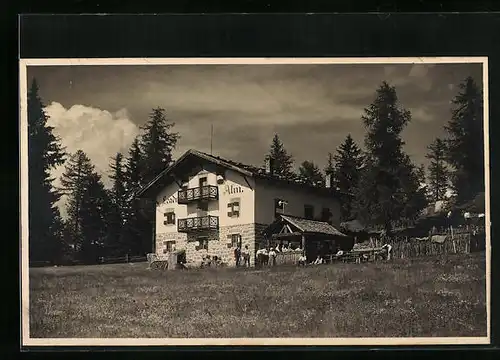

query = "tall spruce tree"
(28, 78), (66, 264)
(140, 107), (180, 184)
(265, 134), (295, 178)
(107, 153), (128, 256)
(79, 172), (111, 263)
(353, 82), (425, 232)
(325, 152), (335, 176)
(298, 160), (324, 186)
(123, 138), (147, 256)
(138, 108), (180, 255)
(444, 76), (484, 204)
(426, 138), (450, 202)
(333, 134), (364, 221)
(60, 150), (110, 263)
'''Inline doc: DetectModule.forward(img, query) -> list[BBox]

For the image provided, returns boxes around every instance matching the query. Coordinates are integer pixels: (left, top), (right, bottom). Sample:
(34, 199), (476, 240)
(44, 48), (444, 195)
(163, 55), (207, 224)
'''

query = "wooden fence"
(30, 254), (147, 268)
(275, 252), (302, 265)
(387, 233), (480, 260)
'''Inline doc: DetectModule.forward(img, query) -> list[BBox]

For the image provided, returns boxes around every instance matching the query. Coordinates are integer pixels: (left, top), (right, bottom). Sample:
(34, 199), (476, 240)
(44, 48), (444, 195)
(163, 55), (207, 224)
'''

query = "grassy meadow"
(29, 252), (487, 338)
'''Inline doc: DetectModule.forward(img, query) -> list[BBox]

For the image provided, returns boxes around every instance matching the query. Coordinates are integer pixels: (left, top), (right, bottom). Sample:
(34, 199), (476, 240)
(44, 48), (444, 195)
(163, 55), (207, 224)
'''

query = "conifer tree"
(60, 150), (110, 263)
(325, 152), (335, 176)
(137, 108), (180, 255)
(265, 134), (295, 178)
(426, 138), (450, 202)
(353, 82), (426, 232)
(107, 153), (128, 255)
(333, 134), (364, 220)
(27, 78), (66, 264)
(298, 160), (324, 186)
(444, 76), (484, 204)
(140, 107), (180, 184)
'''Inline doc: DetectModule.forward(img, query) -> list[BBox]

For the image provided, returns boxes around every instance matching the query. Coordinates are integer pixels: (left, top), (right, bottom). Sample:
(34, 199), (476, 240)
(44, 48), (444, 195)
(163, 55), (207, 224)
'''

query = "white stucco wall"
(154, 166), (256, 265)
(253, 179), (342, 227)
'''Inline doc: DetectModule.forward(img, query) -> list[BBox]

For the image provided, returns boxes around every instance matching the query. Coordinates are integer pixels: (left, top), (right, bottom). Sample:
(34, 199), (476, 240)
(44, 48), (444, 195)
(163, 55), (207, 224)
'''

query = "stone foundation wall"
(156, 222), (271, 268)
(219, 223), (259, 267)
(155, 232), (187, 259)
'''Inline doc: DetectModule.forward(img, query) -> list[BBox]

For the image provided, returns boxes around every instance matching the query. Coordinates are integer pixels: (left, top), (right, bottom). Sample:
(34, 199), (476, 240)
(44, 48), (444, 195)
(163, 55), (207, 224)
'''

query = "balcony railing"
(178, 215), (219, 233)
(178, 185), (219, 204)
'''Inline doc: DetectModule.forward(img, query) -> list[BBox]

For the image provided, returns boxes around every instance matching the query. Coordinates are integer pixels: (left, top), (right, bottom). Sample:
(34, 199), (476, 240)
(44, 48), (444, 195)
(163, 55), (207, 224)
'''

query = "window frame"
(197, 201), (209, 212)
(227, 198), (241, 218)
(163, 240), (176, 253)
(304, 204), (314, 220)
(163, 209), (176, 226)
(196, 236), (209, 251)
(321, 207), (331, 222)
(227, 234), (242, 248)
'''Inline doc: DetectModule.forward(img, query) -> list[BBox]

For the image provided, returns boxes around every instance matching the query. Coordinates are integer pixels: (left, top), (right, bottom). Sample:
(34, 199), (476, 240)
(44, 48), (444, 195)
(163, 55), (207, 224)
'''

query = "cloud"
(409, 107), (435, 123)
(45, 102), (140, 218)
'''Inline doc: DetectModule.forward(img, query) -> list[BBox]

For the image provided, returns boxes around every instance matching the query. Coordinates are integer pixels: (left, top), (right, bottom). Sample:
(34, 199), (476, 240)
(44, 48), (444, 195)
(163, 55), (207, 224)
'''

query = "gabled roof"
(281, 215), (347, 237)
(135, 149), (349, 199)
(263, 214), (347, 238)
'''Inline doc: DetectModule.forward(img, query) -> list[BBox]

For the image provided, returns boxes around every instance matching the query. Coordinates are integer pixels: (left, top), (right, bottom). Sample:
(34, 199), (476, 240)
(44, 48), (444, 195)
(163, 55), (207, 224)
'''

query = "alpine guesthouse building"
(136, 149), (347, 267)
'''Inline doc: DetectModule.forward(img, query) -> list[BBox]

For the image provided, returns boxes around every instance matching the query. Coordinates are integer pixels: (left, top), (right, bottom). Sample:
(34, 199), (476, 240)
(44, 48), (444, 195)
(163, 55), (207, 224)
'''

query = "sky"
(27, 62), (483, 199)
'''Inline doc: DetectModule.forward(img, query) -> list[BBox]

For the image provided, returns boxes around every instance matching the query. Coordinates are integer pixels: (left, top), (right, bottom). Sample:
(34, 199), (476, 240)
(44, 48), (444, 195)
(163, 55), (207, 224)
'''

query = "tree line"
(28, 79), (180, 265)
(266, 77), (484, 232)
(27, 76), (483, 265)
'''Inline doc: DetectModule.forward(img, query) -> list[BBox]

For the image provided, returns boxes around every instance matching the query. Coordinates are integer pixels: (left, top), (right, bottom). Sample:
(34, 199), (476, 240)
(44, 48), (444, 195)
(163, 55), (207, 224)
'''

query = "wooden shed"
(262, 215), (352, 263)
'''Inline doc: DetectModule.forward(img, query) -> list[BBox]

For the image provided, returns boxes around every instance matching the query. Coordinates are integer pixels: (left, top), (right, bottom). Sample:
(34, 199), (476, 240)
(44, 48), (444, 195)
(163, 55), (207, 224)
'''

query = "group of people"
(255, 244), (304, 267)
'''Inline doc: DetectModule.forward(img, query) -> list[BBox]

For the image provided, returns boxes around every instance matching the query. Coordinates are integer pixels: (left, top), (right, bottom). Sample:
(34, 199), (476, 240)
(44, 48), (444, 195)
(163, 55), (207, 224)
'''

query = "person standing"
(269, 247), (277, 266)
(234, 245), (241, 267)
(242, 245), (251, 267)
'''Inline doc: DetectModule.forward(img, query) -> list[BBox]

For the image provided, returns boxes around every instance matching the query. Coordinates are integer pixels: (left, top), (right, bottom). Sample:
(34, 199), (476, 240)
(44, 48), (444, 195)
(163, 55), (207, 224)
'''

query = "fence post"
(125, 254), (129, 263)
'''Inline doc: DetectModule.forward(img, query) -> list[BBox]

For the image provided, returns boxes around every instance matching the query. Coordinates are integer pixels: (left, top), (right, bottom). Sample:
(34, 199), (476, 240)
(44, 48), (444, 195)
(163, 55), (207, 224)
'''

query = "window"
(227, 198), (240, 218)
(321, 207), (331, 222)
(163, 240), (176, 253)
(196, 236), (209, 251)
(304, 205), (314, 220)
(163, 210), (176, 225)
(197, 201), (208, 211)
(199, 176), (208, 188)
(227, 234), (241, 248)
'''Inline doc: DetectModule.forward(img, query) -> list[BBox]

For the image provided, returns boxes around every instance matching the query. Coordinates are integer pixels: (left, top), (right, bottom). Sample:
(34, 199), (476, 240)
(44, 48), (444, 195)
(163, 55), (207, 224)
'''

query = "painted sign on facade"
(223, 184), (244, 195)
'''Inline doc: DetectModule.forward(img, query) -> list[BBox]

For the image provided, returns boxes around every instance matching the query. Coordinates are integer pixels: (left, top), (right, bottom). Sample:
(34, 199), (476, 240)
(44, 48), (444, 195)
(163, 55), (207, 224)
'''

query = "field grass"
(29, 252), (487, 338)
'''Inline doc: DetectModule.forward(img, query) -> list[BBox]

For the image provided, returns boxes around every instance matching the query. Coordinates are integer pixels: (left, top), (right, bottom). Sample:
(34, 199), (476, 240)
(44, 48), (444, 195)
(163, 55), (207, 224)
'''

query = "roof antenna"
(210, 123), (214, 155)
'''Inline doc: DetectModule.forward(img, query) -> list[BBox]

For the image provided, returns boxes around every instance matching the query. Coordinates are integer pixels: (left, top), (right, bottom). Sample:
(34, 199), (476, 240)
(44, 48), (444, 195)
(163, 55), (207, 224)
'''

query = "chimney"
(325, 172), (333, 189)
(265, 156), (274, 175)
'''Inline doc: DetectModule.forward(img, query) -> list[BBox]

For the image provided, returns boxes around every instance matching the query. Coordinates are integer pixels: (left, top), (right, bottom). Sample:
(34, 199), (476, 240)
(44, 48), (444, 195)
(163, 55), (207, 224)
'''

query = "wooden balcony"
(178, 185), (219, 204)
(178, 215), (219, 233)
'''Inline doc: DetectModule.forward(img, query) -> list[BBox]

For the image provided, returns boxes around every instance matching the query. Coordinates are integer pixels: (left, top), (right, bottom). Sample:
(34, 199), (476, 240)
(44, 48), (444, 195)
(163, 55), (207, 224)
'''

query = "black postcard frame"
(15, 11), (500, 357)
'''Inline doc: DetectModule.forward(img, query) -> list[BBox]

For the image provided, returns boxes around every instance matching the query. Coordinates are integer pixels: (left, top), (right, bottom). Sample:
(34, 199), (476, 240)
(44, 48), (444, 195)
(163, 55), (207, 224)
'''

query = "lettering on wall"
(223, 184), (244, 195)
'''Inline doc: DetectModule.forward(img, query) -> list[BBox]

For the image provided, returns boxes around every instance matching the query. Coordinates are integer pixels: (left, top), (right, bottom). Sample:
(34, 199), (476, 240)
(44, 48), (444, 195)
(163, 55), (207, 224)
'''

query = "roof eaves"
(135, 149), (195, 198)
(280, 215), (305, 232)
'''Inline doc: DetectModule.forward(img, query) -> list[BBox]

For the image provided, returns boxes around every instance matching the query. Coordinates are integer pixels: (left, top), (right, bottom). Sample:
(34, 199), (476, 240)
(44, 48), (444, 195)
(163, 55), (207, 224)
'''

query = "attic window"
(304, 205), (314, 220)
(321, 208), (332, 222)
